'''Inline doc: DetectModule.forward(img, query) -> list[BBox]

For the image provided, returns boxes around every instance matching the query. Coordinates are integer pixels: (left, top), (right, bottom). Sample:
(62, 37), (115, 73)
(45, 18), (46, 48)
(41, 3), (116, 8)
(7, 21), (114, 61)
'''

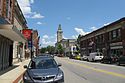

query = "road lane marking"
(65, 60), (125, 79)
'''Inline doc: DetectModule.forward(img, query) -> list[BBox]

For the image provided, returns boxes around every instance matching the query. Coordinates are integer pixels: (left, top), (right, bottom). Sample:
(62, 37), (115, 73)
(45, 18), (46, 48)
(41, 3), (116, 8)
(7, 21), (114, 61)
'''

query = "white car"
(81, 55), (88, 61)
(87, 52), (103, 61)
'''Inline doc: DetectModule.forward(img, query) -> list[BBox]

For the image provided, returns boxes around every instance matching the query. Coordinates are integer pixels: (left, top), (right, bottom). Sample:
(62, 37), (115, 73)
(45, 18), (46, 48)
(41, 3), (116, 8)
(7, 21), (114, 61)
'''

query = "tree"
(57, 43), (64, 54)
(46, 45), (55, 54)
(40, 47), (47, 53)
(40, 45), (55, 54)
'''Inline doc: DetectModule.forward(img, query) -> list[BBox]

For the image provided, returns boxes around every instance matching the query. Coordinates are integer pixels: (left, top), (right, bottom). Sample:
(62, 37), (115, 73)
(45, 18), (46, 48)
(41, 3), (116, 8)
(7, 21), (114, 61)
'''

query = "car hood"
(28, 68), (60, 77)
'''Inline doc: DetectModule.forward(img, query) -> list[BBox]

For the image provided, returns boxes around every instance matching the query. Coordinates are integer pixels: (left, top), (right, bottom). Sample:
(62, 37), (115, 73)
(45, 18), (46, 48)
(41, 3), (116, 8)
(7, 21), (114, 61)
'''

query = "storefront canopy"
(0, 24), (27, 42)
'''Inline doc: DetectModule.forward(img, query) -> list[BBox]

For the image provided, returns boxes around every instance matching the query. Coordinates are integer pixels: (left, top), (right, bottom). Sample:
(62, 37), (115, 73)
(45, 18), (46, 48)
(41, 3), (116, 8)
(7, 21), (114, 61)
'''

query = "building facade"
(80, 17), (125, 57)
(32, 30), (40, 56)
(55, 25), (77, 56)
(0, 0), (27, 71)
(0, 0), (14, 24)
(13, 0), (27, 63)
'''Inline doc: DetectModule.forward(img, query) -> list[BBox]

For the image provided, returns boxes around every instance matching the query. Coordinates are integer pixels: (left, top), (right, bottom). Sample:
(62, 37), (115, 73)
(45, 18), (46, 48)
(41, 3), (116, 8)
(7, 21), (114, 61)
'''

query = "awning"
(0, 24), (27, 42)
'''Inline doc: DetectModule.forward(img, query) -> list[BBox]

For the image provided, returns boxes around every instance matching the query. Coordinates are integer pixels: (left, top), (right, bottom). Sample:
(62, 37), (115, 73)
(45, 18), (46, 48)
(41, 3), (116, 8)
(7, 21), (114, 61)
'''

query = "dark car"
(101, 55), (118, 64)
(117, 56), (125, 66)
(23, 56), (64, 83)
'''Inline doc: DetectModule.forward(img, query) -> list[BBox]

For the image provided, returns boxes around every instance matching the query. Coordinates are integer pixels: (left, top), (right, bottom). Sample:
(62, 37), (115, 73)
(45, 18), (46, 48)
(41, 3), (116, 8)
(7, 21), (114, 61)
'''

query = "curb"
(13, 71), (25, 83)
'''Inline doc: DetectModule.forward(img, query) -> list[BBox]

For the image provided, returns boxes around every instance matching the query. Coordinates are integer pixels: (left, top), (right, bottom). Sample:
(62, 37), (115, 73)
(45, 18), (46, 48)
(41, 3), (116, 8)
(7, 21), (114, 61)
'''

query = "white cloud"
(90, 26), (98, 31)
(104, 22), (110, 26)
(41, 34), (57, 47)
(37, 21), (46, 24)
(74, 27), (89, 36)
(30, 0), (34, 4)
(43, 35), (49, 39)
(17, 0), (44, 19)
(32, 13), (44, 19)
(37, 22), (42, 25)
(17, 0), (32, 14)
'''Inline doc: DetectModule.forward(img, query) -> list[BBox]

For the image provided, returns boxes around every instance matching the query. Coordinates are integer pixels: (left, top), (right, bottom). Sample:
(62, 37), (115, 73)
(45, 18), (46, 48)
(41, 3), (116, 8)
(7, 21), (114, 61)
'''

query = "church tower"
(57, 24), (63, 42)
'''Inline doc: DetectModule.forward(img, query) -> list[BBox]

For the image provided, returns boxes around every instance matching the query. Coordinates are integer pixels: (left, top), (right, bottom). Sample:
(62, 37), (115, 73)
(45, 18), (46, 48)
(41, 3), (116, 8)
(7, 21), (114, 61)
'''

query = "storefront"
(0, 25), (26, 71)
(110, 42), (123, 57)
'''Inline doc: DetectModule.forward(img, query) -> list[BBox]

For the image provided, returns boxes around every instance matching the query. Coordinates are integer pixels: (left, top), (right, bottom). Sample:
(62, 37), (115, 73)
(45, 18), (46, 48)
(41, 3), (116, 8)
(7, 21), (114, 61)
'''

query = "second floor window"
(112, 30), (116, 38)
(6, 0), (10, 17)
(117, 29), (121, 37)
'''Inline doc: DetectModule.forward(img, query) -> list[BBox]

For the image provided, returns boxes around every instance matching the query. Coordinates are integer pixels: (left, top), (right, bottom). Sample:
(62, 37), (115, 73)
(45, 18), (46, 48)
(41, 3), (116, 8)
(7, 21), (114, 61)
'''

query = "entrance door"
(9, 45), (13, 66)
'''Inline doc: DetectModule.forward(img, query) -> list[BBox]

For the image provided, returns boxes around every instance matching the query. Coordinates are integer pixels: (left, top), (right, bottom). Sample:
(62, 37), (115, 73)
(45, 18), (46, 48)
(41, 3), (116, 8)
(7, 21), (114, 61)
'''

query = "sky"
(17, 0), (125, 47)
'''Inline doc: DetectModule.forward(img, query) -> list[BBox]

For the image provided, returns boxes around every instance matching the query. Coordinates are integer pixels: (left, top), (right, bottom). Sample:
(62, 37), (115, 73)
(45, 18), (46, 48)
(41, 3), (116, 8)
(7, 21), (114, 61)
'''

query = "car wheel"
(92, 58), (94, 62)
(109, 61), (112, 64)
(117, 61), (120, 66)
(87, 58), (89, 62)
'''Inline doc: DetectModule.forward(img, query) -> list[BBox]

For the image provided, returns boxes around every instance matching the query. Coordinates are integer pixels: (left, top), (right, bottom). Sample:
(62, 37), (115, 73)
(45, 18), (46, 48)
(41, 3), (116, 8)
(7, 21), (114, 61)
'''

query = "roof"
(80, 17), (125, 39)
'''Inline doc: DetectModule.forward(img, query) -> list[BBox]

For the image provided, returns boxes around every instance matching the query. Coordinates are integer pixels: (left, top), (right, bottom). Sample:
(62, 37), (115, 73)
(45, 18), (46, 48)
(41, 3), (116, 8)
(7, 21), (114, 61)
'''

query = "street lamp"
(31, 29), (33, 60)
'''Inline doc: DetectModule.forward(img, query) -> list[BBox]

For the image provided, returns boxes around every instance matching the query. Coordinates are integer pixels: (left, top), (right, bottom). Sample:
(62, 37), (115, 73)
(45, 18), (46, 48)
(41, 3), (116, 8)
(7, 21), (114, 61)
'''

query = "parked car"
(101, 55), (118, 64)
(87, 52), (103, 62)
(74, 55), (81, 60)
(81, 55), (88, 61)
(117, 56), (125, 66)
(23, 55), (64, 83)
(57, 54), (64, 57)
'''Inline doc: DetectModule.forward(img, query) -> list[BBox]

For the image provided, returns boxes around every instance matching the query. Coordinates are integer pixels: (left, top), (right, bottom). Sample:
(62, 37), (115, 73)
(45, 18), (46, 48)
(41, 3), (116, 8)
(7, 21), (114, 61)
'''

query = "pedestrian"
(18, 53), (22, 62)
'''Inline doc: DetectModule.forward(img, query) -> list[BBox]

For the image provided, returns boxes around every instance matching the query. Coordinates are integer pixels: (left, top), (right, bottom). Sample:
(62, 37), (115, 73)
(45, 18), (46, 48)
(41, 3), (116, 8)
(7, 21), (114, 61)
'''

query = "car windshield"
(29, 59), (58, 69)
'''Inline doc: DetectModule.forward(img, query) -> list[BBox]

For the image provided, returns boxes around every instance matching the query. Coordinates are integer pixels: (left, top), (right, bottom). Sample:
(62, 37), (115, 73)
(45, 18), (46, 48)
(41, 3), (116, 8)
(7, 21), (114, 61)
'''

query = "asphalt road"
(55, 57), (125, 83)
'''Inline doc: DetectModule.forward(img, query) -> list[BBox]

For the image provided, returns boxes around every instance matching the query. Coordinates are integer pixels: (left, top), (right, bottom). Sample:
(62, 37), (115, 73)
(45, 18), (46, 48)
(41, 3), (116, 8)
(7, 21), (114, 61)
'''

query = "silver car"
(23, 55), (64, 83)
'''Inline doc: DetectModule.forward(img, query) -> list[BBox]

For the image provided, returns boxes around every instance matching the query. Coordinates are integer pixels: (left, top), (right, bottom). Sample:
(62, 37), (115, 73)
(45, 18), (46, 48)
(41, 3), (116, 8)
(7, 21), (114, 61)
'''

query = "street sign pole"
(31, 30), (33, 60)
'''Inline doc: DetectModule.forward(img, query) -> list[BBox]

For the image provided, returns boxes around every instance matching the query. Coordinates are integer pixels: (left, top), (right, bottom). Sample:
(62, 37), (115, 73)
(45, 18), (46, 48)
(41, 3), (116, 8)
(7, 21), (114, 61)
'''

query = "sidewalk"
(0, 59), (30, 83)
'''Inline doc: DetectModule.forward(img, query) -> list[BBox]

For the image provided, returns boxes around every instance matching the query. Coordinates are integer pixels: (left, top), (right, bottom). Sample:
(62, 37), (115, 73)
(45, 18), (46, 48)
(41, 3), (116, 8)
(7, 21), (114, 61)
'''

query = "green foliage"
(40, 45), (55, 54)
(56, 43), (64, 54)
(40, 47), (47, 53)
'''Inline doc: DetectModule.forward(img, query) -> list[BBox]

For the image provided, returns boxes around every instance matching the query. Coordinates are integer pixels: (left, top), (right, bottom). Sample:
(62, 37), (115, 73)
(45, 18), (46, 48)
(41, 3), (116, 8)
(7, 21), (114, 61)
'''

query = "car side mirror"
(58, 63), (62, 67)
(24, 65), (28, 69)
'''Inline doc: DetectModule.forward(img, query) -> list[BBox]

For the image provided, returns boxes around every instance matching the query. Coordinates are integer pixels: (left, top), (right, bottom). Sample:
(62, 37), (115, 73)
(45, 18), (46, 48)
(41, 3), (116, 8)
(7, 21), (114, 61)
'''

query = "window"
(118, 29), (121, 37)
(112, 30), (116, 38)
(6, 0), (10, 17)
(29, 59), (58, 69)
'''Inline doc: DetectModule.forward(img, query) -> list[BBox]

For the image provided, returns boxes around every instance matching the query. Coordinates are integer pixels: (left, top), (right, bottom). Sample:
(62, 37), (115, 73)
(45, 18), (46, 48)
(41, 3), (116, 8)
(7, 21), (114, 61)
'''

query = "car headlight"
(54, 72), (63, 81)
(24, 72), (31, 80)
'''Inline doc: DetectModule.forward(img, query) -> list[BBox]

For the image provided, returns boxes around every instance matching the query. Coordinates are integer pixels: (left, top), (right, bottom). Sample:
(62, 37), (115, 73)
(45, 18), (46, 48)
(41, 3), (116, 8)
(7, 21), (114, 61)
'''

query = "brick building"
(32, 30), (40, 56)
(0, 0), (27, 71)
(80, 17), (125, 57)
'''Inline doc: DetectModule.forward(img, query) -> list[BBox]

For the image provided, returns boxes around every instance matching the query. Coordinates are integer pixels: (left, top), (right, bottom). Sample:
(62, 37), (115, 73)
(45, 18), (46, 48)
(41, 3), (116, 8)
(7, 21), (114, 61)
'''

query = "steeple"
(58, 24), (62, 31)
(57, 24), (63, 42)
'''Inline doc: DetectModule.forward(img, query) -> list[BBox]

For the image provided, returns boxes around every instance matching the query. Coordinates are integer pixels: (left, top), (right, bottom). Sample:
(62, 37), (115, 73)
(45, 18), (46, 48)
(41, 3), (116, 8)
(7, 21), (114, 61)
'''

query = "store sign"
(22, 29), (32, 39)
(110, 42), (122, 46)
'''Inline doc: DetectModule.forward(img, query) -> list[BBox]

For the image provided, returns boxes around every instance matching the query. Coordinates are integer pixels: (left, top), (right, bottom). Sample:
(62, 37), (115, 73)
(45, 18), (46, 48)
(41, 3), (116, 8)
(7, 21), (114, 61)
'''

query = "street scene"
(55, 57), (125, 83)
(1, 0), (125, 83)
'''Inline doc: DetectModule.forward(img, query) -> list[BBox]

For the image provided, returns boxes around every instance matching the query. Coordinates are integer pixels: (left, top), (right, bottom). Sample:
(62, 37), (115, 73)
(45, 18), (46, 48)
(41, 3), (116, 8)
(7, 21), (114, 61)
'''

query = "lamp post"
(31, 30), (33, 60)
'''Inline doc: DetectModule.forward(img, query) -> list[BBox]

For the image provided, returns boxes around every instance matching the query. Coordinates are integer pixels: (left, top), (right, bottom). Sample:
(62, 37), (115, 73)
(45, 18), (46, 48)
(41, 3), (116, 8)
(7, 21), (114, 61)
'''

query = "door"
(9, 44), (13, 66)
